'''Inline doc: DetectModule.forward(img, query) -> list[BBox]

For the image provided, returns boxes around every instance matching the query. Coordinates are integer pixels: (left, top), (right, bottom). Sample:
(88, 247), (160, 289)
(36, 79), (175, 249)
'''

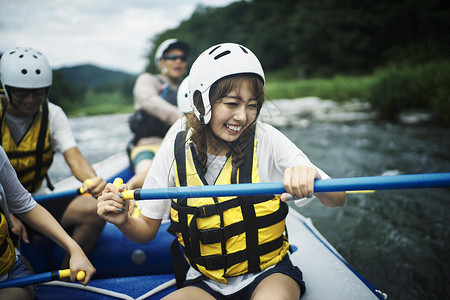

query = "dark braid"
(188, 74), (264, 178)
(186, 113), (209, 175)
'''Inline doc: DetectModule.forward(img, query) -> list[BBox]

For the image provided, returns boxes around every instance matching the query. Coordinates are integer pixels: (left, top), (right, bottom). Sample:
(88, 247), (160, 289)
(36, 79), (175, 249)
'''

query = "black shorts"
(185, 255), (306, 300)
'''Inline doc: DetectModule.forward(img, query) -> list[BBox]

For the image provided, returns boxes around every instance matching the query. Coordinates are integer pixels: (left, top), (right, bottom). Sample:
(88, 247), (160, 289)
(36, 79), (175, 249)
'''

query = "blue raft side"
(22, 164), (179, 279)
(290, 210), (385, 300)
(34, 274), (176, 300)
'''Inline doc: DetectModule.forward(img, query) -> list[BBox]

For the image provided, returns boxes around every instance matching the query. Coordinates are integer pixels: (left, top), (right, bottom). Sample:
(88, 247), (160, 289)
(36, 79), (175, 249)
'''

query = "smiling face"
(207, 76), (263, 153)
(6, 87), (48, 117)
(158, 48), (187, 81)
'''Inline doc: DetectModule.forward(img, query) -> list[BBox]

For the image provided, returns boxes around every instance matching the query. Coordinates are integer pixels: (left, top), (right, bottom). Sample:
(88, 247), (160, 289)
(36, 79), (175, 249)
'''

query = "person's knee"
(72, 196), (105, 224)
(0, 286), (34, 300)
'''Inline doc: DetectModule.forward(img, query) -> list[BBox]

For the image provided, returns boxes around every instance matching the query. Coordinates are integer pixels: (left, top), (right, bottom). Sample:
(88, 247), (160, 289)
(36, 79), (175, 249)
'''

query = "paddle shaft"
(0, 269), (85, 289)
(123, 173), (450, 200)
(34, 180), (93, 203)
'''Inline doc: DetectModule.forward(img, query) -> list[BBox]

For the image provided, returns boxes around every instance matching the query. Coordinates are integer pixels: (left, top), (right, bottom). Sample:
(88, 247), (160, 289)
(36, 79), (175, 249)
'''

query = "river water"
(47, 99), (450, 300)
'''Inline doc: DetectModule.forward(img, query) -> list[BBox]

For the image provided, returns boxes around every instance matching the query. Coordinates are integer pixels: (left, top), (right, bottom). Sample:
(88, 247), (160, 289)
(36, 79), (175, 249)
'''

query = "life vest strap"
(170, 199), (287, 244)
(0, 237), (8, 257)
(191, 235), (285, 271)
(14, 159), (52, 177)
(171, 193), (274, 219)
(3, 144), (52, 159)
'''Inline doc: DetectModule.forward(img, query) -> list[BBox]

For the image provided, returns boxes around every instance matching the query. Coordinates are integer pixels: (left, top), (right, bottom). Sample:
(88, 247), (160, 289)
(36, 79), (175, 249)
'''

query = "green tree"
(49, 70), (87, 111)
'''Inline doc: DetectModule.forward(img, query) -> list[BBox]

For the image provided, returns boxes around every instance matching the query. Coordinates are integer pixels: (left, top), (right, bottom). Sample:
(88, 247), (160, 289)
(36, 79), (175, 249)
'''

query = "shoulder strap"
(32, 101), (50, 192)
(174, 130), (188, 187)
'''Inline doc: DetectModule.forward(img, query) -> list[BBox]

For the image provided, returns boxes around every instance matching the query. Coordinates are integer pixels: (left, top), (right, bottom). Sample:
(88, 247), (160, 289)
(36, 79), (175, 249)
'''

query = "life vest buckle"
(197, 203), (220, 218)
(203, 254), (227, 270)
(200, 227), (224, 244)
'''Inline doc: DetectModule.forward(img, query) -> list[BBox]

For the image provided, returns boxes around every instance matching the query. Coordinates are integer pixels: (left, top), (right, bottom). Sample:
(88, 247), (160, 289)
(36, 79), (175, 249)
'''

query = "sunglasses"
(163, 54), (187, 62)
(11, 88), (47, 98)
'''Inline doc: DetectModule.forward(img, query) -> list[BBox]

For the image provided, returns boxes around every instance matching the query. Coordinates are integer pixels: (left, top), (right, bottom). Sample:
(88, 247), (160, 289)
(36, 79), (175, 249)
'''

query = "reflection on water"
(48, 111), (450, 299)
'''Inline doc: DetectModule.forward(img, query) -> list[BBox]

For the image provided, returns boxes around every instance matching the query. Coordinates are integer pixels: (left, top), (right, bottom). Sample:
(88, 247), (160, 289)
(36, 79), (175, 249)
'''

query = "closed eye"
(248, 101), (258, 109)
(224, 101), (238, 107)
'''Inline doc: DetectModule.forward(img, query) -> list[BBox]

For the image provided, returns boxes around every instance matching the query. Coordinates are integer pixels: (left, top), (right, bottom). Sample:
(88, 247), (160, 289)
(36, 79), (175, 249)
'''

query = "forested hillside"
(2, 0), (448, 122)
(57, 65), (135, 88)
(49, 66), (135, 114)
(147, 0), (449, 77)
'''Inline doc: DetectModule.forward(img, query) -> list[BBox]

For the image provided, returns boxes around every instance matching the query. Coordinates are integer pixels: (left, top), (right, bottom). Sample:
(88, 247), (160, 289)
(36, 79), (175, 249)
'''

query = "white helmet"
(154, 39), (190, 67)
(177, 76), (193, 113)
(188, 43), (264, 124)
(0, 47), (52, 92)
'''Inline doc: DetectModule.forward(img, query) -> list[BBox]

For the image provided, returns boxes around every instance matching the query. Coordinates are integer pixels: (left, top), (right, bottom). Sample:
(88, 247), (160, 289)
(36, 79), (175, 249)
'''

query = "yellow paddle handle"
(78, 179), (93, 195)
(113, 178), (123, 188)
(113, 178), (141, 216)
(113, 178), (134, 199)
(59, 269), (86, 281)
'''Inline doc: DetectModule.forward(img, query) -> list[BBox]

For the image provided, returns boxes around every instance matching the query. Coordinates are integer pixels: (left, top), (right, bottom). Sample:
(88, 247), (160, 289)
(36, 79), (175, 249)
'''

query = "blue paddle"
(0, 269), (85, 289)
(34, 180), (93, 203)
(118, 172), (450, 200)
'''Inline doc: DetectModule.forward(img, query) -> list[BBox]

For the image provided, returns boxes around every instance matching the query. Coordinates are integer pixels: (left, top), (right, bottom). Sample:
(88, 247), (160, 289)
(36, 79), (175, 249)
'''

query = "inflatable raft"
(20, 152), (387, 299)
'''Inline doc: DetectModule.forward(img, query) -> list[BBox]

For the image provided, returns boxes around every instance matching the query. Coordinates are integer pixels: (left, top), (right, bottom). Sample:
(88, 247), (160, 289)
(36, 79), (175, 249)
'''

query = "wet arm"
(63, 146), (106, 196)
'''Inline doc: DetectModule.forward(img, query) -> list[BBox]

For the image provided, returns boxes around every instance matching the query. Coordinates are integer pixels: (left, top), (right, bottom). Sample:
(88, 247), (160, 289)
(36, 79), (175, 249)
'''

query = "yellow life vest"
(169, 129), (289, 284)
(0, 102), (54, 193)
(0, 209), (16, 276)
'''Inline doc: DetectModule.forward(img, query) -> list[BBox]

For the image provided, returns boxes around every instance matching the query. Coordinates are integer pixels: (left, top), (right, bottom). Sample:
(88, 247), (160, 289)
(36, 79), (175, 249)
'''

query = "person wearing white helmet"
(127, 38), (190, 189)
(0, 47), (107, 269)
(98, 43), (345, 299)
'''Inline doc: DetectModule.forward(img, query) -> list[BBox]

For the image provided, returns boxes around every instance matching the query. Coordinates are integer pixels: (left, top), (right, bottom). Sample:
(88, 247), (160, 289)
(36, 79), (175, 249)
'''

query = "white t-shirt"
(4, 100), (77, 154)
(140, 121), (329, 295)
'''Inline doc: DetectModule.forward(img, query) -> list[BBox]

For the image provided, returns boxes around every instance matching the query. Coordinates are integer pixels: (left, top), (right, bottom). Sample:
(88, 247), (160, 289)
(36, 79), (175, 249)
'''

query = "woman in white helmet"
(98, 43), (345, 299)
(0, 47), (107, 269)
(127, 39), (190, 189)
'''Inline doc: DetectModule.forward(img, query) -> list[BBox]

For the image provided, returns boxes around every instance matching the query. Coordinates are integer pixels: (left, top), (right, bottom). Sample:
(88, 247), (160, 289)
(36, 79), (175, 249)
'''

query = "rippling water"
(48, 111), (450, 299)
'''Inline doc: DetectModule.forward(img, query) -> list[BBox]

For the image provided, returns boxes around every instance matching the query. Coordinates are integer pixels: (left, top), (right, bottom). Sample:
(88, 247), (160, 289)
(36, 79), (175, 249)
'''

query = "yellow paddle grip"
(113, 178), (123, 188)
(78, 179), (93, 195)
(58, 269), (86, 281)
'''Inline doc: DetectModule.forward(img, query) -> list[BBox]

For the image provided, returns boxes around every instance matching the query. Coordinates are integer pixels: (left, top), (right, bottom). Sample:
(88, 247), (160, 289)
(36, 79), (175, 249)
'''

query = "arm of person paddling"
(17, 204), (96, 285)
(63, 147), (107, 198)
(46, 103), (106, 198)
(1, 147), (95, 285)
(97, 183), (162, 244)
(281, 165), (346, 207)
(258, 122), (346, 207)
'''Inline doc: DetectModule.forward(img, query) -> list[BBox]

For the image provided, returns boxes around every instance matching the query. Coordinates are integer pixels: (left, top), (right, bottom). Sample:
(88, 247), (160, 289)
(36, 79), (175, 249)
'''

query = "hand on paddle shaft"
(0, 269), (85, 289)
(78, 177), (107, 198)
(97, 178), (135, 226)
(35, 178), (105, 203)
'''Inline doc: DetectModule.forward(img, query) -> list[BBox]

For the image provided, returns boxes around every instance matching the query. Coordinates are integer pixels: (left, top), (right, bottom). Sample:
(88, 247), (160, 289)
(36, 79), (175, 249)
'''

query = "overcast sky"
(0, 0), (237, 74)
